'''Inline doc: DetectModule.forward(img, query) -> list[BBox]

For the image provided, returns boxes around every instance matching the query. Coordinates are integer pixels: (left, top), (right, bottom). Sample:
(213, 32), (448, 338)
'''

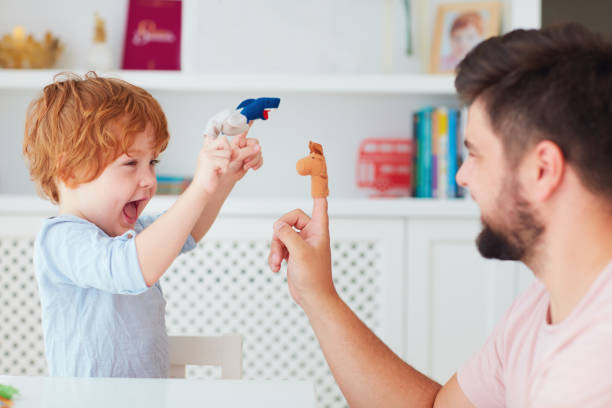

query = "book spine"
(437, 108), (448, 199)
(432, 109), (438, 198)
(447, 109), (458, 198)
(413, 111), (420, 197)
(422, 108), (433, 198)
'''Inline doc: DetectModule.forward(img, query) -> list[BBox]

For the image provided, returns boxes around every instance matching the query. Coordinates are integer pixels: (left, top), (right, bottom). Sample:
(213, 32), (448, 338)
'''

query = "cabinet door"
(0, 215), (48, 376)
(404, 217), (529, 384)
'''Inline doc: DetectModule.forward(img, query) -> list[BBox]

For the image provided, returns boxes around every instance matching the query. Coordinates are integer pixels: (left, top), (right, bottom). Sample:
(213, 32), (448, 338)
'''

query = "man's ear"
(525, 140), (565, 202)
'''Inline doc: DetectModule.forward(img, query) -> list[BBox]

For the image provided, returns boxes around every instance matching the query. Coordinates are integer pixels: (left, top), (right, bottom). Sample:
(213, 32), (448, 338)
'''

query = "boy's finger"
(232, 131), (249, 149)
(212, 157), (230, 171)
(234, 144), (261, 162)
(211, 149), (232, 159)
(244, 155), (263, 171)
(252, 156), (264, 170)
(203, 133), (216, 146)
(245, 137), (259, 146)
(220, 135), (233, 149)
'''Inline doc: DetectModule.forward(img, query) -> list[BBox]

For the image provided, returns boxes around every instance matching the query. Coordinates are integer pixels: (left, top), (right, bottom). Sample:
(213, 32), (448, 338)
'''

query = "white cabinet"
(405, 217), (533, 384)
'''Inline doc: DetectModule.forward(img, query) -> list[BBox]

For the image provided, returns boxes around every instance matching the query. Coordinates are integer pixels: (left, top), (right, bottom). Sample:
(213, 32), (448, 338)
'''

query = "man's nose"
(456, 162), (468, 188)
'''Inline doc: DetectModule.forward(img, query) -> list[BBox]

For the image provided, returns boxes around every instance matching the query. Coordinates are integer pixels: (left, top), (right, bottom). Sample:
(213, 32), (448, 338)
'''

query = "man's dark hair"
(455, 23), (612, 199)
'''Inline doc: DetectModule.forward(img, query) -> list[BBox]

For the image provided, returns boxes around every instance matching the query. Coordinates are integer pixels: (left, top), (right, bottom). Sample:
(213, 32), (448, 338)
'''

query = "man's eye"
(150, 159), (160, 166)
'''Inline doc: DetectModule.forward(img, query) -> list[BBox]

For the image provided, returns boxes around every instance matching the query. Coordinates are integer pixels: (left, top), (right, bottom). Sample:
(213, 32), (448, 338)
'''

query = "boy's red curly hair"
(23, 72), (170, 203)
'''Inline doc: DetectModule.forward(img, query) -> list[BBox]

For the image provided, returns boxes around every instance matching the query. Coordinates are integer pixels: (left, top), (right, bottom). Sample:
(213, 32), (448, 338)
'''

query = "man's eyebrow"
(464, 138), (478, 152)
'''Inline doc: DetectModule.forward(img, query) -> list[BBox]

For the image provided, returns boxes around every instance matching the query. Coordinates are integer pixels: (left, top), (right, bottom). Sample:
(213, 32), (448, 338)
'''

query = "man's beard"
(476, 178), (544, 261)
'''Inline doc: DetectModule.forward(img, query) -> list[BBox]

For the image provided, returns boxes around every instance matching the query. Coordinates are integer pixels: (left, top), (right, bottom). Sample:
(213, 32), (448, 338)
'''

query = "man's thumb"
(273, 221), (305, 253)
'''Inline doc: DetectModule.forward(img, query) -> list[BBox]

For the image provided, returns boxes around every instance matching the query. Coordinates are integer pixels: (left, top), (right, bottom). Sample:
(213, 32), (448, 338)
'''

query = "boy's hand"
(192, 134), (232, 195)
(222, 128), (263, 183)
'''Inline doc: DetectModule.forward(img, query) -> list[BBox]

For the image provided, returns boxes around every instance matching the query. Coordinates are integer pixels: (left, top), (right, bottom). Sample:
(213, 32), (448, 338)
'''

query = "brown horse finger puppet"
(296, 141), (329, 198)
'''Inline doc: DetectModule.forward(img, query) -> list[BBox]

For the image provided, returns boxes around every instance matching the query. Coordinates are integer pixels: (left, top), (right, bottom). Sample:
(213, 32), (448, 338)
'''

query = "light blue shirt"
(34, 213), (196, 377)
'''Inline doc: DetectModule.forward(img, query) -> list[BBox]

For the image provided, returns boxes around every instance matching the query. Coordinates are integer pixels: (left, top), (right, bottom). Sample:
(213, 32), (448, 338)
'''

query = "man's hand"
(268, 198), (336, 308)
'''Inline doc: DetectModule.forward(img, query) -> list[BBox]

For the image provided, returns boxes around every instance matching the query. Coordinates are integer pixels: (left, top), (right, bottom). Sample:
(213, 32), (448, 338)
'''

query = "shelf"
(0, 195), (478, 218)
(0, 69), (457, 95)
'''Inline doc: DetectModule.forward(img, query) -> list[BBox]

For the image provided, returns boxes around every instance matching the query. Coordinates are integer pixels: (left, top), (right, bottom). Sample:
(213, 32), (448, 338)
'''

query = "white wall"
(0, 0), (425, 74)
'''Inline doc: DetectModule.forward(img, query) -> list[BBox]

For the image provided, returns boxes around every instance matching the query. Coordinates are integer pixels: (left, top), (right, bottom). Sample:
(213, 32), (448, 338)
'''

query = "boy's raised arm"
(135, 134), (231, 286)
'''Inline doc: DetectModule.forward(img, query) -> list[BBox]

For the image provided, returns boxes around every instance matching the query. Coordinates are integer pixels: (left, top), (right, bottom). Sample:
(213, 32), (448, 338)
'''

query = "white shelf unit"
(0, 70), (456, 95)
(0, 194), (478, 218)
(0, 69), (461, 199)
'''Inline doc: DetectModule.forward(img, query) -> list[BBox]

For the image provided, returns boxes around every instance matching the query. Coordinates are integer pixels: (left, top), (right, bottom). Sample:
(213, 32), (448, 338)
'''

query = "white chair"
(168, 334), (243, 379)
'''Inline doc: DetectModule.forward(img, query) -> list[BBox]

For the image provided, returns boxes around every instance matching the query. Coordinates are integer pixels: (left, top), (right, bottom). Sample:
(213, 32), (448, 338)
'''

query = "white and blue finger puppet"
(204, 97), (281, 139)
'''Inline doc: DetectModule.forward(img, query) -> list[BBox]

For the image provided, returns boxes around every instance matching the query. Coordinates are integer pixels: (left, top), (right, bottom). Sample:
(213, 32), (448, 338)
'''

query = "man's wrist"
(301, 289), (343, 320)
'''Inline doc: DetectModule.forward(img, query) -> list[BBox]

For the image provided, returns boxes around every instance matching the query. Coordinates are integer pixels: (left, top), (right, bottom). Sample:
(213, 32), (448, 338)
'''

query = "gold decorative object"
(0, 26), (64, 69)
(93, 13), (107, 44)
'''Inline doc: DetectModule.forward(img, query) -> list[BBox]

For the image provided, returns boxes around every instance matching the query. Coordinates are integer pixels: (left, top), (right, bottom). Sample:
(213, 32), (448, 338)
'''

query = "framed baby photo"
(430, 1), (501, 74)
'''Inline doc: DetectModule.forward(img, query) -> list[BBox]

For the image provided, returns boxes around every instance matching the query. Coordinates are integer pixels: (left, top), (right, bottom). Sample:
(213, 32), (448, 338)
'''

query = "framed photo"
(430, 2), (501, 74)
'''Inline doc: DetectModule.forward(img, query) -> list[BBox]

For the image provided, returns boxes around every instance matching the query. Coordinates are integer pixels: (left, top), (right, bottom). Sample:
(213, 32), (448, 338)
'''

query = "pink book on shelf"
(121, 0), (182, 70)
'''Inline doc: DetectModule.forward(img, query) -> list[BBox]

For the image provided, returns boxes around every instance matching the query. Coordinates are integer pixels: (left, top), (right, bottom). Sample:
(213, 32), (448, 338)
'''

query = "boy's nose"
(139, 169), (156, 188)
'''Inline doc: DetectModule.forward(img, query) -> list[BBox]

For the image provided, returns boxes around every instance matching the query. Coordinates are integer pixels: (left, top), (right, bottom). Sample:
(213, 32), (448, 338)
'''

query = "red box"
(121, 0), (182, 70)
(356, 138), (413, 197)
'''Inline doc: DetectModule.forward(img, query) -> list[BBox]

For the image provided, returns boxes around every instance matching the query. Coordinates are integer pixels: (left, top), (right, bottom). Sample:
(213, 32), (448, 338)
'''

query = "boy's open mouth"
(122, 199), (142, 224)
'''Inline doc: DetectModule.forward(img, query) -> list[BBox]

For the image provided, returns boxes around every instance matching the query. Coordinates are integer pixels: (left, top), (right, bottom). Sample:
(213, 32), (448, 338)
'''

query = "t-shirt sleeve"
(529, 324), (612, 407)
(137, 213), (197, 254)
(39, 219), (148, 295)
(457, 312), (508, 408)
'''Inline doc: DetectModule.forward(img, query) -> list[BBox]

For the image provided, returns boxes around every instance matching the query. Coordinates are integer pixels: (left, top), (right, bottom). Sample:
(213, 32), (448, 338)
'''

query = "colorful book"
(447, 108), (458, 197)
(122, 0), (182, 70)
(432, 109), (438, 198)
(416, 107), (434, 198)
(436, 108), (449, 199)
(412, 111), (420, 197)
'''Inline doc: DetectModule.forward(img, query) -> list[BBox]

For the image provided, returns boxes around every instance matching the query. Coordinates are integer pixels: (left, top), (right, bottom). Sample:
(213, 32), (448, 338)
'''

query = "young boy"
(22, 72), (263, 377)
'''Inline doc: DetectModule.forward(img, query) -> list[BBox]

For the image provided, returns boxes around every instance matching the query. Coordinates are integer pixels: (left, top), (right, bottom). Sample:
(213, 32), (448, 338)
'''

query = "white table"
(0, 376), (316, 408)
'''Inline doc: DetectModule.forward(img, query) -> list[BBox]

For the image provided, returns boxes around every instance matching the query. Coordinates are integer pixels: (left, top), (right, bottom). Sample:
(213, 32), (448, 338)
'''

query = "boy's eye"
(125, 160), (137, 166)
(150, 159), (160, 166)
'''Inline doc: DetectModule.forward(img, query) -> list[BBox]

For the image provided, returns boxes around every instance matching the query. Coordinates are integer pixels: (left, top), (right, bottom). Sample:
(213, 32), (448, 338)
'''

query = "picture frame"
(429, 1), (501, 74)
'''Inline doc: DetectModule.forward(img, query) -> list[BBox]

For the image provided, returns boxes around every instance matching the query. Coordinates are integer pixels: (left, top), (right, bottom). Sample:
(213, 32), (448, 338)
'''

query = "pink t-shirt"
(458, 259), (612, 407)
